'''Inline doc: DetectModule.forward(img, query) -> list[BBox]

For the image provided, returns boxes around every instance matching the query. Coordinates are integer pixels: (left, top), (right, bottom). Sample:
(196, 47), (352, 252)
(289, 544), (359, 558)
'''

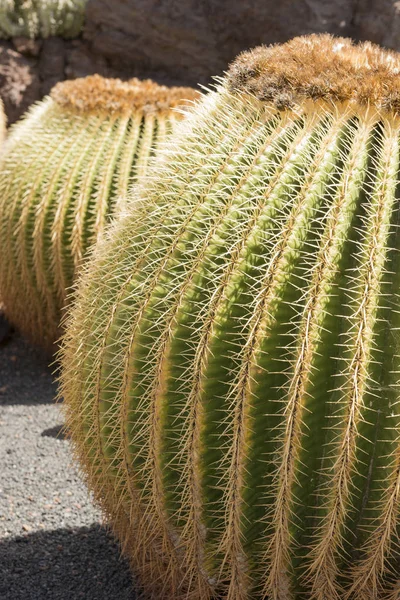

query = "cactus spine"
(0, 0), (87, 39)
(0, 75), (199, 347)
(61, 36), (400, 599)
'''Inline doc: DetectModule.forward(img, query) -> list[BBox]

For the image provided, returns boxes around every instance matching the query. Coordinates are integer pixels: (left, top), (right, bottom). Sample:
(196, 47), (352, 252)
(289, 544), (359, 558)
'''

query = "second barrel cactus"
(61, 35), (400, 599)
(0, 0), (87, 39)
(0, 75), (198, 347)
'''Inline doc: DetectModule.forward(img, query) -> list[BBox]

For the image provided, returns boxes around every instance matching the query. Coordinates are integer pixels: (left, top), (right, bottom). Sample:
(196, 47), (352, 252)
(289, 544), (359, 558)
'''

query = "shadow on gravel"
(0, 524), (136, 600)
(0, 332), (56, 406)
(0, 314), (13, 345)
(41, 424), (67, 439)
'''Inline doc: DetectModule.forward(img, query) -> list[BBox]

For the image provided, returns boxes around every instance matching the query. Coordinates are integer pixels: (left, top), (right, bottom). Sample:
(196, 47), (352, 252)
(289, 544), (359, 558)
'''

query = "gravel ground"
(0, 328), (136, 599)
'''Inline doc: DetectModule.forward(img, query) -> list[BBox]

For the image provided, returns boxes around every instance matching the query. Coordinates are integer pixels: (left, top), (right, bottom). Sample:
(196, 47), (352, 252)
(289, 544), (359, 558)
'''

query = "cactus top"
(50, 74), (200, 116)
(228, 34), (400, 114)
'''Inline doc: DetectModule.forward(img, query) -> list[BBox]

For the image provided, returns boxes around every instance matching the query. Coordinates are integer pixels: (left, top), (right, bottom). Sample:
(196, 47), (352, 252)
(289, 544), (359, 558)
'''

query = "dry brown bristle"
(51, 74), (200, 115)
(227, 34), (400, 113)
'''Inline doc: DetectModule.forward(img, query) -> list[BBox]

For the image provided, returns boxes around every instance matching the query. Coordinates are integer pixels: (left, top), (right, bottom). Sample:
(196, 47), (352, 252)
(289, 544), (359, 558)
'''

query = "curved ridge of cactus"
(61, 35), (400, 599)
(0, 0), (87, 39)
(0, 75), (199, 348)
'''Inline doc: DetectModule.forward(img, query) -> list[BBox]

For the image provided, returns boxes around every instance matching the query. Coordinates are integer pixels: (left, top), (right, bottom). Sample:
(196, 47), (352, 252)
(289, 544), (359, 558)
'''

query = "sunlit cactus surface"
(0, 75), (198, 347)
(0, 0), (88, 38)
(61, 35), (400, 599)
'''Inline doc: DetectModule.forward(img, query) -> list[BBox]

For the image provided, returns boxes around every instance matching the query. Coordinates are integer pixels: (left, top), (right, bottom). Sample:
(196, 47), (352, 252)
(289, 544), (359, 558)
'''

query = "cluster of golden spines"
(51, 75), (201, 116)
(228, 34), (400, 114)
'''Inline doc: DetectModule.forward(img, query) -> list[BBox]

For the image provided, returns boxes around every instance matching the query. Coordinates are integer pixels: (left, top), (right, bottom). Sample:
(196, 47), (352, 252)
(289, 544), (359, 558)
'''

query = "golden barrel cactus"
(0, 0), (87, 39)
(0, 75), (198, 348)
(61, 36), (400, 599)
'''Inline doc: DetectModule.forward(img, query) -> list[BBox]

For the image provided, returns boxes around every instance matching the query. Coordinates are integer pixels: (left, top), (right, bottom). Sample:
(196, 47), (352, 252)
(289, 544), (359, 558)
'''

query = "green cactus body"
(61, 36), (400, 599)
(0, 0), (87, 39)
(0, 75), (199, 347)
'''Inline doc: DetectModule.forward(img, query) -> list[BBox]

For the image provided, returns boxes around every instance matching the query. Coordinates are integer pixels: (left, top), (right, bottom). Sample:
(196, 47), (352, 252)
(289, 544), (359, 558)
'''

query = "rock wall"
(84, 0), (356, 85)
(2, 0), (400, 125)
(0, 36), (110, 125)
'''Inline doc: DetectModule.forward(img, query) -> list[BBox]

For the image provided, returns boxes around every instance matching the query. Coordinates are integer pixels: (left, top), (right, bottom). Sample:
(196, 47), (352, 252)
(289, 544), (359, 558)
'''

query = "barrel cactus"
(0, 0), (87, 39)
(0, 75), (198, 348)
(60, 35), (400, 599)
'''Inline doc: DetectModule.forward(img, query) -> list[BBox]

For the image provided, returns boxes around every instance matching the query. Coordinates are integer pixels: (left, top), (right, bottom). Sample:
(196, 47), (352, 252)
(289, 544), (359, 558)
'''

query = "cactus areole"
(61, 36), (400, 599)
(0, 75), (199, 348)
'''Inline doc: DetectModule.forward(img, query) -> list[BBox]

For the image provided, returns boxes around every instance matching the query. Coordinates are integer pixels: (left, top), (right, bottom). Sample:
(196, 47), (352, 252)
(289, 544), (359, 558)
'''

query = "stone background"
(0, 0), (398, 123)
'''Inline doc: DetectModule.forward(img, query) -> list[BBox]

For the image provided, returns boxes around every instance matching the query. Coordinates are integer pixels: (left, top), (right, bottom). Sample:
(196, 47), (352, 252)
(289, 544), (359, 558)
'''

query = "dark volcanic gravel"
(0, 330), (136, 599)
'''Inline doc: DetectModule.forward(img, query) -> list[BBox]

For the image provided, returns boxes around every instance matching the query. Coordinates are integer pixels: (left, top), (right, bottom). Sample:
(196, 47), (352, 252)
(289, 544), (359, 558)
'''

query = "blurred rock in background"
(1, 0), (400, 125)
(84, 0), (355, 83)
